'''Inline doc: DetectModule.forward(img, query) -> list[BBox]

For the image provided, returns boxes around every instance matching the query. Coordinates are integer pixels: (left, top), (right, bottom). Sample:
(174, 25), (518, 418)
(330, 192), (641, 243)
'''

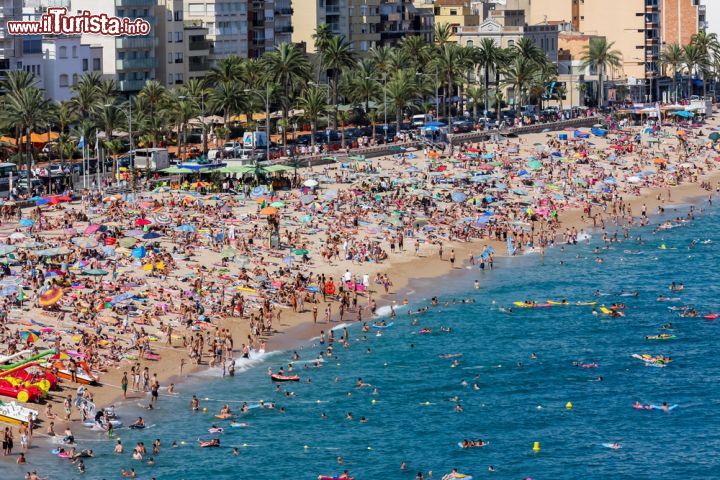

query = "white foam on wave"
(375, 304), (408, 317)
(193, 349), (280, 377)
(576, 233), (591, 242)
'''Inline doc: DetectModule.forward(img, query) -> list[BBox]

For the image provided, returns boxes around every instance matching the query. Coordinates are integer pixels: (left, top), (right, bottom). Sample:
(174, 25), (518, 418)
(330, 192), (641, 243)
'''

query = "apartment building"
(248, 0), (293, 58)
(414, 0), (479, 42)
(294, 0), (431, 53)
(157, 0), (211, 87)
(73, 0), (157, 93)
(184, 0), (249, 60)
(14, 36), (103, 101)
(705, 0), (719, 35)
(0, 0), (23, 83)
(660, 0), (703, 46)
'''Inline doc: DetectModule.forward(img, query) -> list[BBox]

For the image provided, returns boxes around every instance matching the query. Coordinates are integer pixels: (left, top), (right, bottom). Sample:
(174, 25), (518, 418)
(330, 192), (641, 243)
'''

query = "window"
(72, 46), (77, 57)
(450, 9), (457, 15)
(466, 40), (473, 48)
(72, 74), (78, 85)
(59, 74), (69, 87)
(167, 10), (172, 21)
(93, 58), (101, 71)
(168, 53), (173, 64)
(59, 46), (67, 58)
(168, 74), (173, 84)
(175, 31), (183, 42)
(175, 52), (184, 63)
(168, 32), (172, 42)
(188, 3), (204, 16)
(174, 10), (182, 21)
(82, 58), (88, 71)
(507, 39), (515, 48)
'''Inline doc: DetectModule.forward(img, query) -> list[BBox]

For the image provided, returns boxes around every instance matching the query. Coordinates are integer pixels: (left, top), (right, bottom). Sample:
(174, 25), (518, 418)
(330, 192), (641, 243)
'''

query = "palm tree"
(345, 59), (379, 112)
(321, 35), (355, 129)
(690, 30), (719, 98)
(94, 103), (124, 174)
(70, 75), (102, 120)
(502, 55), (538, 113)
(554, 85), (567, 111)
(169, 94), (198, 161)
(369, 46), (392, 78)
(182, 78), (211, 154)
(580, 37), (622, 107)
(433, 43), (471, 119)
(475, 39), (504, 114)
(400, 35), (431, 71)
(209, 81), (246, 131)
(683, 43), (706, 98)
(661, 43), (685, 103)
(465, 86), (485, 119)
(262, 42), (311, 146)
(386, 70), (417, 133)
(52, 101), (76, 165)
(296, 86), (328, 147)
(337, 110), (350, 148)
(312, 23), (333, 53)
(434, 23), (453, 47)
(138, 80), (167, 119)
(3, 87), (52, 179)
(209, 56), (243, 84)
(515, 38), (545, 65)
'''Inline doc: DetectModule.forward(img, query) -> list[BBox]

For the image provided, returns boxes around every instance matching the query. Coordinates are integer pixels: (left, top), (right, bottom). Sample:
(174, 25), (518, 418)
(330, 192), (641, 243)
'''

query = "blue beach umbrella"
(19, 219), (34, 227)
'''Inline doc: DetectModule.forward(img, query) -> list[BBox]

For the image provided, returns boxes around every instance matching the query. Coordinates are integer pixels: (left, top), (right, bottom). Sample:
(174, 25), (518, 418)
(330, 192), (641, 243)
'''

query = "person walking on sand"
(121, 372), (128, 400)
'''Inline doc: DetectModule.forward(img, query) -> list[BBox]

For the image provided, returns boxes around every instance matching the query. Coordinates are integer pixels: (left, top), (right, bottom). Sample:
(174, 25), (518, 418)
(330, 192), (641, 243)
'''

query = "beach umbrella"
(270, 201), (286, 208)
(260, 206), (278, 216)
(709, 132), (720, 142)
(251, 186), (266, 196)
(84, 224), (101, 235)
(19, 219), (34, 227)
(118, 237), (137, 248)
(142, 231), (162, 240)
(38, 287), (63, 307)
(71, 237), (99, 249)
(0, 245), (17, 256)
(293, 248), (309, 255)
(220, 247), (237, 259)
(527, 160), (543, 170)
(135, 218), (152, 227)
(451, 192), (467, 203)
(300, 195), (315, 205)
(303, 179), (319, 187)
(300, 215), (313, 223)
(0, 285), (17, 296)
(19, 330), (39, 343)
(308, 202), (323, 210)
(82, 269), (108, 276)
(35, 198), (50, 206)
(282, 255), (294, 265)
(131, 246), (147, 259)
(236, 256), (251, 266)
(175, 224), (196, 233)
(153, 214), (172, 225)
(653, 158), (667, 165)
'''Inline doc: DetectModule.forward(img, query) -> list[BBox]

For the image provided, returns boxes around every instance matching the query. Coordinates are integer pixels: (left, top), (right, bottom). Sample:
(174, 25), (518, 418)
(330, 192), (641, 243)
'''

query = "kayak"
(547, 300), (570, 305)
(270, 374), (300, 382)
(602, 443), (621, 449)
(318, 476), (354, 480)
(576, 301), (597, 306)
(704, 313), (719, 319)
(645, 335), (677, 340)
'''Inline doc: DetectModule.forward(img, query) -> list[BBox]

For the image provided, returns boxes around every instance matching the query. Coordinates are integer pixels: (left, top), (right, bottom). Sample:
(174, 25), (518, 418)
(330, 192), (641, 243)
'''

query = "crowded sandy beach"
(1, 112), (720, 478)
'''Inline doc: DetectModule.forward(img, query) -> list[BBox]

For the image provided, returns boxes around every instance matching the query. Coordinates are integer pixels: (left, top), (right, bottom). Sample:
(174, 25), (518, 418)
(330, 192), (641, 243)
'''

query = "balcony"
(189, 39), (210, 51)
(116, 58), (156, 70)
(279, 25), (293, 33)
(117, 79), (148, 92)
(116, 36), (154, 49)
(325, 5), (341, 14)
(115, 0), (155, 6)
(276, 8), (293, 15)
(189, 60), (210, 72)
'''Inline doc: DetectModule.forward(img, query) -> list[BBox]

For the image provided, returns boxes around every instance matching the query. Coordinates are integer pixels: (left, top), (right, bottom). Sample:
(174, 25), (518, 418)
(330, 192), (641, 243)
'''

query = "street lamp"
(244, 83), (271, 165)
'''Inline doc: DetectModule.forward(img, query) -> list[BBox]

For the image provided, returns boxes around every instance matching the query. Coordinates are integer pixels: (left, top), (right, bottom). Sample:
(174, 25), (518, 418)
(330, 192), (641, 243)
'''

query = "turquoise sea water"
(10, 202), (720, 480)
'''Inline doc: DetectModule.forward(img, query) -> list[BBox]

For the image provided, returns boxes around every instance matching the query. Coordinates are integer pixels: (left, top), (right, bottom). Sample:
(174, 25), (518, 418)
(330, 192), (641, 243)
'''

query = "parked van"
(412, 114), (433, 127)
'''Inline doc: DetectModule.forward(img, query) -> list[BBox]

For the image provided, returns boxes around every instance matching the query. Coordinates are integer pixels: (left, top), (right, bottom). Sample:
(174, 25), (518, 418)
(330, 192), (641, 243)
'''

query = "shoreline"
(7, 119), (720, 472)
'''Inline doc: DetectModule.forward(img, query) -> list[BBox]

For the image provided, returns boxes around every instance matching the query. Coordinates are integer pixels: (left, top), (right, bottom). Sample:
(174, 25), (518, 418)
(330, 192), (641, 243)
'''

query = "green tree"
(321, 35), (355, 129)
(580, 37), (622, 107)
(386, 70), (418, 133)
(660, 43), (685, 102)
(3, 87), (52, 179)
(296, 86), (328, 147)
